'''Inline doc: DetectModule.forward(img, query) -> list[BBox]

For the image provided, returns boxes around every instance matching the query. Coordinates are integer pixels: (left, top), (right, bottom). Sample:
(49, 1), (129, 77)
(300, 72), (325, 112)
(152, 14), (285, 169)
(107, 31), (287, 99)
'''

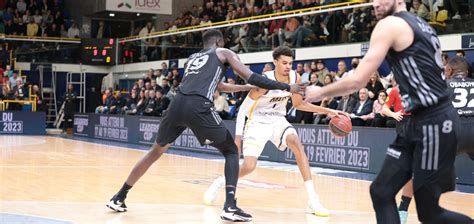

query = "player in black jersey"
(446, 56), (474, 160)
(395, 56), (474, 224)
(106, 29), (305, 222)
(304, 0), (472, 223)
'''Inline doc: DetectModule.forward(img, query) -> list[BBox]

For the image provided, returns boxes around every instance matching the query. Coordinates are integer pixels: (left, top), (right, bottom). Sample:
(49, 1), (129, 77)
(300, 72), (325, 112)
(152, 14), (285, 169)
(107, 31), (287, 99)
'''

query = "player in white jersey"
(204, 46), (347, 217)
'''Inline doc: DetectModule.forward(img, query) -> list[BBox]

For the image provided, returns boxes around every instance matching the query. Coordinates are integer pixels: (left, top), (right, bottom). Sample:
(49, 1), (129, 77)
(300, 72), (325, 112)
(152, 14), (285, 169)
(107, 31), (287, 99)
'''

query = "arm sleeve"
(247, 73), (291, 91)
(235, 96), (255, 136)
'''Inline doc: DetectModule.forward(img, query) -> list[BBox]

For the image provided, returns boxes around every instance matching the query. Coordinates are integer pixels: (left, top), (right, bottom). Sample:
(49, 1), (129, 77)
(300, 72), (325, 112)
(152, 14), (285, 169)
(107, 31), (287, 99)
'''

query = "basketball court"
(1, 135), (472, 223)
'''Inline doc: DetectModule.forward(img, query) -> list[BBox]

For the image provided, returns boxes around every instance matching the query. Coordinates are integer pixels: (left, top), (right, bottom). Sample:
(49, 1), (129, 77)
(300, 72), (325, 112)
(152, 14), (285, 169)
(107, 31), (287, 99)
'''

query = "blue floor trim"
(0, 213), (73, 224)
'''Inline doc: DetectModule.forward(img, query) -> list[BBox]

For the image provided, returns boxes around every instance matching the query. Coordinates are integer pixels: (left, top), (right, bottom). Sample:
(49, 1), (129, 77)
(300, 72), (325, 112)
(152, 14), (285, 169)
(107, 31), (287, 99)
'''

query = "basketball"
(329, 115), (352, 137)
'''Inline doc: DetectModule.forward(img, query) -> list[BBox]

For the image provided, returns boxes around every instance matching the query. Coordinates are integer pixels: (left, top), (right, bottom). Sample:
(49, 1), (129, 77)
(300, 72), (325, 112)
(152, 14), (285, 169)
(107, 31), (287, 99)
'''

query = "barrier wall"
(0, 111), (46, 135)
(74, 113), (473, 185)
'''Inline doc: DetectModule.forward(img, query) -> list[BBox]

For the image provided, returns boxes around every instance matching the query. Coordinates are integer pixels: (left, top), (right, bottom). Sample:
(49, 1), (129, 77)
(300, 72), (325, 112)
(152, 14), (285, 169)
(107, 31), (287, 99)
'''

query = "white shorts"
(242, 119), (297, 158)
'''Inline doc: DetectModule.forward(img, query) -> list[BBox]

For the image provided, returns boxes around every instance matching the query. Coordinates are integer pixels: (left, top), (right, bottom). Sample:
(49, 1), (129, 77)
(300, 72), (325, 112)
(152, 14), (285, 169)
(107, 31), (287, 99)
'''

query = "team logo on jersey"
(269, 96), (290, 103)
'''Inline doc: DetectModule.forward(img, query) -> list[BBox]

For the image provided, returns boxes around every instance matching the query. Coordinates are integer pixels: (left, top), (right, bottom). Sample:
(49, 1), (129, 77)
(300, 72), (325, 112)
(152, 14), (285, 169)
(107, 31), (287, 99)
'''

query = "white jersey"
(245, 70), (297, 123)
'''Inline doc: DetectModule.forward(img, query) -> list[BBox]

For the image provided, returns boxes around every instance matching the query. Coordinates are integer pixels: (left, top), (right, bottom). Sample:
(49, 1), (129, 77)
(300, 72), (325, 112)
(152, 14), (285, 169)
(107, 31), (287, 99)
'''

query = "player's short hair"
(203, 29), (223, 43)
(272, 46), (294, 60)
(448, 56), (469, 74)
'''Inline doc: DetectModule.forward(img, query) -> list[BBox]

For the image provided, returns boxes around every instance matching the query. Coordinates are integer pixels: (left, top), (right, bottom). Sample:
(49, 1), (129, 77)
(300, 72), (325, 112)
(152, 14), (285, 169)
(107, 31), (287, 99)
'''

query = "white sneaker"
(399, 210), (408, 224)
(308, 196), (330, 217)
(452, 13), (461, 20)
(203, 176), (225, 205)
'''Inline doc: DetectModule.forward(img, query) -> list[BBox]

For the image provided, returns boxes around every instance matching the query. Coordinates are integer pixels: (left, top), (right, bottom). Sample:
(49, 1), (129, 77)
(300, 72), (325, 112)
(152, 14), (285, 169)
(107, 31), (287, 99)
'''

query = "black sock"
(399, 196), (412, 211)
(213, 133), (239, 208)
(116, 182), (132, 200)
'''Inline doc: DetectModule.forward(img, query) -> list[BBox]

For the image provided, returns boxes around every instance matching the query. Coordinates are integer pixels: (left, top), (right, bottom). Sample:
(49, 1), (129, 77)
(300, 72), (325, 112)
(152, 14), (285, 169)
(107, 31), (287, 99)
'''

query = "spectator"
(154, 90), (170, 116)
(368, 90), (388, 127)
(137, 79), (145, 90)
(95, 89), (114, 114)
(366, 71), (385, 101)
(9, 72), (19, 89)
(150, 79), (161, 92)
(382, 78), (410, 128)
(135, 89), (148, 115)
(161, 78), (171, 94)
(315, 59), (329, 84)
(323, 74), (334, 86)
(124, 89), (139, 115)
(309, 72), (323, 87)
(33, 9), (42, 24)
(343, 57), (360, 79)
(48, 23), (60, 37)
(295, 63), (304, 76)
(20, 9), (31, 24)
(213, 90), (230, 120)
(262, 63), (273, 73)
(26, 18), (38, 36)
(32, 85), (46, 111)
(331, 60), (348, 81)
(350, 88), (373, 126)
(138, 22), (156, 61)
(166, 79), (179, 100)
(143, 89), (157, 116)
(16, 0), (27, 14)
(67, 22), (80, 38)
(410, 0), (430, 21)
(109, 91), (126, 114)
(336, 94), (357, 114)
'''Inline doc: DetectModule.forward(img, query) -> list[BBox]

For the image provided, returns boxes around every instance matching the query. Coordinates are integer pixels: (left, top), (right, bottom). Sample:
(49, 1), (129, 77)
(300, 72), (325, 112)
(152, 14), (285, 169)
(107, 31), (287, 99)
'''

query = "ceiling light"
(109, 13), (115, 17)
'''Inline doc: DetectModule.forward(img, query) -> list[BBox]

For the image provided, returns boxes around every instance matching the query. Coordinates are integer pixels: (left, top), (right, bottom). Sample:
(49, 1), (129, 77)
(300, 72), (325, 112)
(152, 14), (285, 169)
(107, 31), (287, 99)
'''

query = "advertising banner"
(74, 114), (473, 185)
(0, 112), (45, 135)
(106, 0), (172, 15)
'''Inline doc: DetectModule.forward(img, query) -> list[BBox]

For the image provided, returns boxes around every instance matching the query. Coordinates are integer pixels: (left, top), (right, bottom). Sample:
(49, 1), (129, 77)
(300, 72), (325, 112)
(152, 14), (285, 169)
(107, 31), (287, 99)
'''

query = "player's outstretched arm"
(291, 75), (347, 118)
(216, 48), (305, 93)
(217, 82), (256, 93)
(305, 18), (396, 103)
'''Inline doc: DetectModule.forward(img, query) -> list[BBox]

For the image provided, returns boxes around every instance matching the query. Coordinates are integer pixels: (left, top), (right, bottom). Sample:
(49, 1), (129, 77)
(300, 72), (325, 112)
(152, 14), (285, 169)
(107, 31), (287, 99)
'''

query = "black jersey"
(447, 76), (474, 117)
(386, 12), (447, 113)
(179, 48), (226, 101)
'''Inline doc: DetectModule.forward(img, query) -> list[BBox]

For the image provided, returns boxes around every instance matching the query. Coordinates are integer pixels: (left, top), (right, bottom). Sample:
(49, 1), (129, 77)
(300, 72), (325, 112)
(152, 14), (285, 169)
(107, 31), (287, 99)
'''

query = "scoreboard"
(81, 38), (116, 65)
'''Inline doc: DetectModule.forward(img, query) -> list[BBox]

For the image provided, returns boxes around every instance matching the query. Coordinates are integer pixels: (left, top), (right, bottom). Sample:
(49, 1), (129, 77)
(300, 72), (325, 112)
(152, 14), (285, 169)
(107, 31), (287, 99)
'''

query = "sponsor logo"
(387, 148), (401, 159)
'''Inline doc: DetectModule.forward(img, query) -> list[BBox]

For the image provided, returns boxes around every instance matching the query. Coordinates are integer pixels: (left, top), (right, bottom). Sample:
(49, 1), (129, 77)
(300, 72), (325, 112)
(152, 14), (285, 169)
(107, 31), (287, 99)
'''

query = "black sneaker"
(106, 194), (127, 212)
(220, 200), (252, 222)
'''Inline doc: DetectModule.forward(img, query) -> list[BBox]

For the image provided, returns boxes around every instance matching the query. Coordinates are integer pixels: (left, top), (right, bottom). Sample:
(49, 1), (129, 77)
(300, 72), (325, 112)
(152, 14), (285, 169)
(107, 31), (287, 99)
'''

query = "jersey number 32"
(452, 88), (474, 108)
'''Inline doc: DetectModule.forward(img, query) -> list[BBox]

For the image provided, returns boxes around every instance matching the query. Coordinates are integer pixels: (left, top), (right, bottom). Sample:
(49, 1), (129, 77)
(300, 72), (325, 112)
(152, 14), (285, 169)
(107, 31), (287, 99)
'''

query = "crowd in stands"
(0, 63), (45, 111)
(0, 0), (81, 38)
(129, 0), (471, 62)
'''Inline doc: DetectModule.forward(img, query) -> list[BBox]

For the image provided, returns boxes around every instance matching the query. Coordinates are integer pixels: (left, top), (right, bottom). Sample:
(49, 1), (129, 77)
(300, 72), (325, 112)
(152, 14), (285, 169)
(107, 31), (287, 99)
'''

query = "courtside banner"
(259, 125), (395, 173)
(0, 111), (45, 135)
(74, 114), (473, 185)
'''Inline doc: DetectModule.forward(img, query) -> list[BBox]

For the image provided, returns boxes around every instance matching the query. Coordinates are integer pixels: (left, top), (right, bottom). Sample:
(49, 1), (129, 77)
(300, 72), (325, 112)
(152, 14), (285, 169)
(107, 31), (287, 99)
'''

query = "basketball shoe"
(220, 199), (252, 222)
(308, 195), (329, 217)
(399, 210), (408, 224)
(106, 194), (127, 212)
(203, 176), (225, 205)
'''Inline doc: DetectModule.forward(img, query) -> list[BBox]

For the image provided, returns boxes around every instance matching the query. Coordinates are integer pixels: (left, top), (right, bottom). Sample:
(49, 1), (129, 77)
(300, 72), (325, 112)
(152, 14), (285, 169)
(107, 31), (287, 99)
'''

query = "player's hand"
(288, 83), (307, 94)
(392, 111), (404, 121)
(304, 85), (323, 102)
(328, 110), (350, 119)
(234, 135), (242, 158)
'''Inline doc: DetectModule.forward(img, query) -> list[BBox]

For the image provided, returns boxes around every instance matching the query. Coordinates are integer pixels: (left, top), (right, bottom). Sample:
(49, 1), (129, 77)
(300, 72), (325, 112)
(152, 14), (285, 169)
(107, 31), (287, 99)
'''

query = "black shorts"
(387, 102), (458, 193)
(155, 93), (230, 147)
(457, 117), (474, 160)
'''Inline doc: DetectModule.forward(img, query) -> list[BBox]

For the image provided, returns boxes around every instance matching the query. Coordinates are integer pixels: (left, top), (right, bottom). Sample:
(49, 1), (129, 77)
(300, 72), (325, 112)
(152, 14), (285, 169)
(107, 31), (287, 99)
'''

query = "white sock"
(304, 180), (317, 199)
